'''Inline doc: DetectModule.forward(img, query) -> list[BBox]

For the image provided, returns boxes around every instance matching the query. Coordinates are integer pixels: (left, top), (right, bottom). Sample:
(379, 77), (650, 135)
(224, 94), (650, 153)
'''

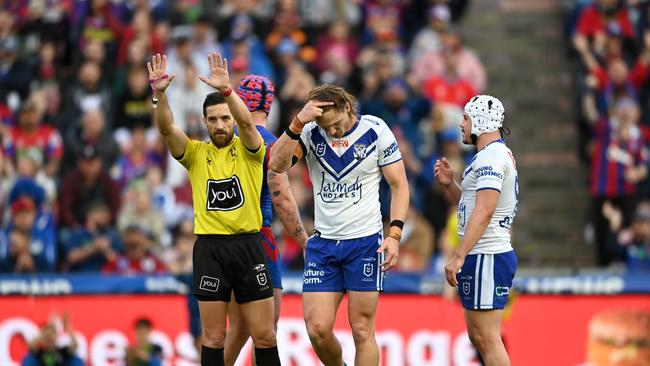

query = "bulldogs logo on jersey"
(353, 144), (367, 161)
(206, 176), (245, 211)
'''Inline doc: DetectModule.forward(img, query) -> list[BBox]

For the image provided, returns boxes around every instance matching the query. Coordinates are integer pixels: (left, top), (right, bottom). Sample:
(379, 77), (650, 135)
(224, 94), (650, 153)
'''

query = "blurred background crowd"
(568, 0), (650, 271)
(2, 0), (648, 278)
(0, 0), (482, 277)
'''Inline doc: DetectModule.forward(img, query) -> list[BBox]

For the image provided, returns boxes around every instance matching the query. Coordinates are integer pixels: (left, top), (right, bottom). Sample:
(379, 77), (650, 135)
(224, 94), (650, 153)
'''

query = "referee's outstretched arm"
(199, 52), (261, 152)
(148, 53), (189, 158)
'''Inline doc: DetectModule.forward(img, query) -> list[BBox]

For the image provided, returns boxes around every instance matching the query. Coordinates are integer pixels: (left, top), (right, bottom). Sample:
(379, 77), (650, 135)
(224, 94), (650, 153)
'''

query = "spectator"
(63, 109), (120, 174)
(609, 201), (650, 271)
(117, 182), (168, 249)
(192, 14), (221, 57)
(70, 0), (124, 59)
(22, 314), (83, 366)
(362, 77), (432, 157)
(61, 201), (122, 272)
(422, 50), (476, 108)
(166, 29), (207, 86)
(8, 153), (54, 209)
(117, 9), (165, 66)
(167, 62), (212, 134)
(114, 66), (152, 131)
(102, 224), (166, 274)
(408, 4), (451, 63)
(125, 318), (163, 366)
(4, 99), (63, 177)
(314, 20), (360, 74)
(113, 38), (149, 97)
(0, 196), (56, 273)
(60, 60), (113, 131)
(0, 35), (32, 102)
(59, 144), (120, 230)
(572, 0), (635, 51)
(113, 127), (161, 189)
(411, 27), (487, 92)
(590, 98), (648, 265)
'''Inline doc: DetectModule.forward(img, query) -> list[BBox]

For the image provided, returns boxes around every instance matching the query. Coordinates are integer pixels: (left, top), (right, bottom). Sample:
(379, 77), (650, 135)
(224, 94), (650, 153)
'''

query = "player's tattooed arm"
(268, 169), (309, 249)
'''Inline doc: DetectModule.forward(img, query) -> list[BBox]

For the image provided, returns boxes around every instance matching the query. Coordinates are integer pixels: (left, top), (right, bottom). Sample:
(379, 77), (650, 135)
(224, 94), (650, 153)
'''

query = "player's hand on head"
(297, 100), (335, 124)
(147, 54), (175, 92)
(378, 236), (399, 272)
(199, 52), (230, 92)
(434, 157), (454, 187)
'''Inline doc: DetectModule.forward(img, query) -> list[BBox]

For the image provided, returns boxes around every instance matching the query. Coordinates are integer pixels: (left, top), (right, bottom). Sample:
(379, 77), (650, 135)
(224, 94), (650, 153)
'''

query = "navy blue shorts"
(457, 250), (517, 310)
(260, 226), (282, 289)
(303, 231), (385, 292)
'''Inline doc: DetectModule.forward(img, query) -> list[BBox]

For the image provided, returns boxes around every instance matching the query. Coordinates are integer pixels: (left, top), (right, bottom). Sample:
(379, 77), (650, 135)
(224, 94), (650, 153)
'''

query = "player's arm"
(269, 100), (333, 173)
(445, 189), (500, 287)
(148, 54), (189, 158)
(267, 169), (309, 250)
(378, 160), (410, 271)
(199, 52), (260, 151)
(434, 157), (461, 203)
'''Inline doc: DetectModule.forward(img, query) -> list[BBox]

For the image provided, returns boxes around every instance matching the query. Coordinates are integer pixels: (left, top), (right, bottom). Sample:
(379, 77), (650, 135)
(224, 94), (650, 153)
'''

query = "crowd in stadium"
(0, 0), (491, 277)
(569, 0), (650, 270)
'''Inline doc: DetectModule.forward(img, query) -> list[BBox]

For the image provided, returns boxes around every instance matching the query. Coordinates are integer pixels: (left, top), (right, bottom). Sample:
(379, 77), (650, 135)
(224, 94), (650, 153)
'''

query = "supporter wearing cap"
(0, 195), (56, 273)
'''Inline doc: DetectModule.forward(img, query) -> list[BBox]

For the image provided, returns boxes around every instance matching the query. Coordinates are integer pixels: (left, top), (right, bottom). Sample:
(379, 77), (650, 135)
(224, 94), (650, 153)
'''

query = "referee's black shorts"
(193, 233), (274, 303)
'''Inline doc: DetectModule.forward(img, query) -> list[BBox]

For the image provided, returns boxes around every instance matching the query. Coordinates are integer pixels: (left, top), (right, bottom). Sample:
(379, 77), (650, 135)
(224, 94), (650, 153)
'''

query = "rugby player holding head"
(435, 95), (518, 366)
(269, 84), (409, 366)
(148, 53), (280, 366)
(224, 74), (309, 366)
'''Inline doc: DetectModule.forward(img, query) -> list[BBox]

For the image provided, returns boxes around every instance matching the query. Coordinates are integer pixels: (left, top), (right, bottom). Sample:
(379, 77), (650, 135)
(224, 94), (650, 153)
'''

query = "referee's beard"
(211, 129), (235, 148)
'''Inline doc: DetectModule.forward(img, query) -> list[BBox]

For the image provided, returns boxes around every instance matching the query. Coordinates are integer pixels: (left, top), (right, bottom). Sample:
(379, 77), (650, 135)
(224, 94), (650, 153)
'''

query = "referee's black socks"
(254, 346), (281, 365)
(201, 345), (224, 366)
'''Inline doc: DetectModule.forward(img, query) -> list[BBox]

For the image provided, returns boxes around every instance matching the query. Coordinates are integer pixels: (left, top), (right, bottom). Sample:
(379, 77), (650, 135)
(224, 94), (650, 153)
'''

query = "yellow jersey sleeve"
(237, 131), (266, 166)
(177, 138), (202, 170)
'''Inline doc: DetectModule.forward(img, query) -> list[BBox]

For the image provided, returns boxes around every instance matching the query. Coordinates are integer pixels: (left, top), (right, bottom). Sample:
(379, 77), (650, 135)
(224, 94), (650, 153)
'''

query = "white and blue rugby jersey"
(459, 139), (518, 254)
(298, 115), (402, 240)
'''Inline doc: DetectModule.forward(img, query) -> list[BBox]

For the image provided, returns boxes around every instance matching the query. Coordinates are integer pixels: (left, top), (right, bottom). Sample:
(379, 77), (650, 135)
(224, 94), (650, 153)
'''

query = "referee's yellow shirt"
(177, 136), (265, 235)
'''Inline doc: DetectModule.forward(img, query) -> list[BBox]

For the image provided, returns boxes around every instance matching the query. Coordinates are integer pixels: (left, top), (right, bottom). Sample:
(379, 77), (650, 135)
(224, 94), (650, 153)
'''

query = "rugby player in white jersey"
(269, 84), (409, 366)
(434, 95), (518, 366)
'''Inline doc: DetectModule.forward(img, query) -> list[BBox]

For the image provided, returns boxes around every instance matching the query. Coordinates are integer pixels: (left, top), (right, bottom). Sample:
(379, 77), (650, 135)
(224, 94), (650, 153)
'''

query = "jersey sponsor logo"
(353, 144), (367, 161)
(199, 276), (220, 292)
(495, 286), (510, 296)
(476, 166), (503, 179)
(317, 172), (363, 204)
(331, 140), (349, 148)
(303, 268), (325, 284)
(315, 143), (327, 157)
(382, 141), (398, 159)
(206, 176), (245, 211)
(363, 263), (374, 277)
(253, 264), (266, 272)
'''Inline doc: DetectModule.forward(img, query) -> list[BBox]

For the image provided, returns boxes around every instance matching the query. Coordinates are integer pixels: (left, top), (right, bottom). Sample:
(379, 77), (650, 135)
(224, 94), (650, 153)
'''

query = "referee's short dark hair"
(203, 92), (227, 117)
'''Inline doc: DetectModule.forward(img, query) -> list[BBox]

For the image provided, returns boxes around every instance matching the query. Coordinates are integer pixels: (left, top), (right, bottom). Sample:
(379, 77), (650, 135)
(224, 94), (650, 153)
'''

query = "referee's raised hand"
(199, 52), (231, 92)
(147, 53), (175, 92)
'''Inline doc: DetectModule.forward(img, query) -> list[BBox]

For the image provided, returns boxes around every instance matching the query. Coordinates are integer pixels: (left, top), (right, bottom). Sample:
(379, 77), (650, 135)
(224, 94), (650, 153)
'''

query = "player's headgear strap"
(237, 75), (275, 115)
(463, 95), (505, 138)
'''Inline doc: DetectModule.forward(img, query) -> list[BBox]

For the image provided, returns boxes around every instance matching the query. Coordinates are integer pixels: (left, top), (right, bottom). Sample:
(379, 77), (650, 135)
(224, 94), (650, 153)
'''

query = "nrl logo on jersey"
(353, 144), (367, 161)
(315, 143), (327, 157)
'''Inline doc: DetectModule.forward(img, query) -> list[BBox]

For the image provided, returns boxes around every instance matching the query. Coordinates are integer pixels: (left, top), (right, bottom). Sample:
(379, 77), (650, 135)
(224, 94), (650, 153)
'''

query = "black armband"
(390, 220), (404, 230)
(285, 128), (301, 140)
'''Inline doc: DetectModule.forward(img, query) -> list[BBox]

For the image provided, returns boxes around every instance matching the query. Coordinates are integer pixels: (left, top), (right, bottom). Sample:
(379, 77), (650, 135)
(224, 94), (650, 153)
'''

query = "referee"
(148, 52), (280, 366)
